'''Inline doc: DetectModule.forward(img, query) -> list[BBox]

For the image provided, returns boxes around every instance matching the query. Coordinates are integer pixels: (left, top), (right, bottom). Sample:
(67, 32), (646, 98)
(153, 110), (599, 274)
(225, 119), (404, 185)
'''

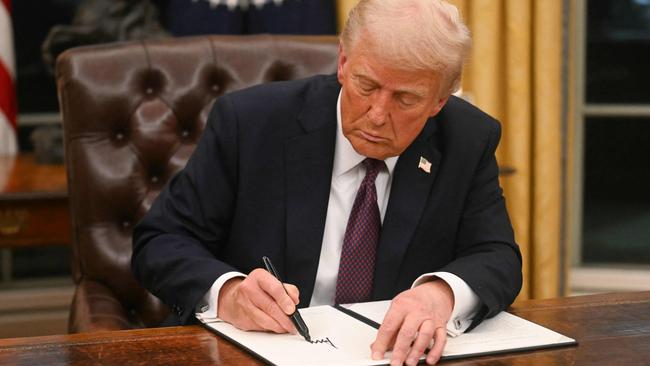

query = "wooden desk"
(0, 154), (69, 248)
(0, 291), (649, 365)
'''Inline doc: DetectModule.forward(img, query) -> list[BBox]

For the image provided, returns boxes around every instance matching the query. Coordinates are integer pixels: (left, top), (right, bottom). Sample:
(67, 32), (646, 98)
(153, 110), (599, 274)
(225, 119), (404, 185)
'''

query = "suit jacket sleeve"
(131, 94), (240, 325)
(440, 119), (522, 330)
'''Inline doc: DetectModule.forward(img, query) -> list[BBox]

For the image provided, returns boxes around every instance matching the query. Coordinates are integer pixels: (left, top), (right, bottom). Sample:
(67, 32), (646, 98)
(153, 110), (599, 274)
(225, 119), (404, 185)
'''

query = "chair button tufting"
(115, 132), (124, 141)
(211, 84), (219, 92)
(145, 87), (154, 95)
(150, 176), (159, 184)
(181, 130), (189, 138)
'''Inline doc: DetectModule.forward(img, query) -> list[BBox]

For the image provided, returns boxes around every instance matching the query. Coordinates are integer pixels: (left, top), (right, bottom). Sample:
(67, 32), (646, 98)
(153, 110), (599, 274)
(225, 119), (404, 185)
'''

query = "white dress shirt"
(197, 92), (480, 336)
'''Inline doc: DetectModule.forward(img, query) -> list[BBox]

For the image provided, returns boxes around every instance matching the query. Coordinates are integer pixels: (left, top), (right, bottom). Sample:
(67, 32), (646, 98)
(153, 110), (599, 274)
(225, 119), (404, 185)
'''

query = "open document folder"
(197, 300), (576, 366)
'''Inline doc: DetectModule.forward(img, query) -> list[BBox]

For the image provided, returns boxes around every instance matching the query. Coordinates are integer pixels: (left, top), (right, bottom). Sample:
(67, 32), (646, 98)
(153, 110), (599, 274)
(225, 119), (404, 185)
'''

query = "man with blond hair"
(133, 0), (522, 364)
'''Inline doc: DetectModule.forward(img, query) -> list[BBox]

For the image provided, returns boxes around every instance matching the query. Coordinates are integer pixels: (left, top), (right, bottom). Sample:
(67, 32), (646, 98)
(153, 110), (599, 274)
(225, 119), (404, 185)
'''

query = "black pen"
(262, 256), (311, 342)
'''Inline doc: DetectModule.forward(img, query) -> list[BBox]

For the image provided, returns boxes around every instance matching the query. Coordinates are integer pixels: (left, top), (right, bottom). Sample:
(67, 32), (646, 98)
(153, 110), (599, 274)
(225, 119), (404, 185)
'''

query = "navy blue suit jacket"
(132, 74), (522, 328)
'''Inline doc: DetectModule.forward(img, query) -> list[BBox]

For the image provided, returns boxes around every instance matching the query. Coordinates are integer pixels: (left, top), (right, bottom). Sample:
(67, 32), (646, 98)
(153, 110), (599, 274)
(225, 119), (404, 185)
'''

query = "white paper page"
(344, 300), (391, 324)
(345, 301), (576, 358)
(442, 312), (575, 356)
(202, 305), (388, 366)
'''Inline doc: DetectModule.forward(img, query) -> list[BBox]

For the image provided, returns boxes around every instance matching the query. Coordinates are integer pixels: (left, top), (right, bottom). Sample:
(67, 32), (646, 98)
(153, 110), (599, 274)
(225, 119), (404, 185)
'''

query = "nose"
(367, 91), (391, 126)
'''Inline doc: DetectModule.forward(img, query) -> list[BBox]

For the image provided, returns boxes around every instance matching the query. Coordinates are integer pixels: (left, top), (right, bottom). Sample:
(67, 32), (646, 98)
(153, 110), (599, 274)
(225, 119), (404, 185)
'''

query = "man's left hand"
(370, 280), (454, 366)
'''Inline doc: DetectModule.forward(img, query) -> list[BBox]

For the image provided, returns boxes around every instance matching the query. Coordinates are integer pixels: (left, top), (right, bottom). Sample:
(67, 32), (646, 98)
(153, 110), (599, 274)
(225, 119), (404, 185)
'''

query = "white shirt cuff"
(195, 271), (246, 322)
(411, 271), (480, 337)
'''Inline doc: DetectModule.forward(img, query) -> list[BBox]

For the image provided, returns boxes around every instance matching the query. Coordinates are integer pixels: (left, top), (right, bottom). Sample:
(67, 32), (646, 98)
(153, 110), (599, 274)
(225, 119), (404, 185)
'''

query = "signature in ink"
(309, 337), (338, 349)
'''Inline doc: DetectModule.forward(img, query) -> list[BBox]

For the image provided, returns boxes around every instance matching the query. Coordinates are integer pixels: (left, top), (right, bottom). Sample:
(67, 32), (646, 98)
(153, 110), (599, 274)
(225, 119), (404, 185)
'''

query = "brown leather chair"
(56, 35), (339, 333)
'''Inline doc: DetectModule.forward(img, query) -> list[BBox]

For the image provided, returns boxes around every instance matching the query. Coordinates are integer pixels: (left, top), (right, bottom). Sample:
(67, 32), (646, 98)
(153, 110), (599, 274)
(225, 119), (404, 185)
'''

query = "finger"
(284, 283), (300, 305)
(426, 327), (447, 365)
(257, 272), (296, 315)
(231, 292), (283, 333)
(240, 272), (296, 333)
(406, 320), (435, 366)
(389, 315), (420, 366)
(371, 305), (405, 360)
(248, 288), (296, 334)
(370, 328), (397, 362)
(245, 301), (287, 333)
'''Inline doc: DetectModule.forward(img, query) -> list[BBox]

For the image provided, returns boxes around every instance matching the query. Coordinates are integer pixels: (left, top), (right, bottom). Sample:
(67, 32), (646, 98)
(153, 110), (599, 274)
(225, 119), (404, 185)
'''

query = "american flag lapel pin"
(418, 156), (432, 173)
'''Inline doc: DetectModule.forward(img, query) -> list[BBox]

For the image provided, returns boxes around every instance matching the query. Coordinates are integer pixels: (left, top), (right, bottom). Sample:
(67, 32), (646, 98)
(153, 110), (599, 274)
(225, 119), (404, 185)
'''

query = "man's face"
(337, 43), (448, 160)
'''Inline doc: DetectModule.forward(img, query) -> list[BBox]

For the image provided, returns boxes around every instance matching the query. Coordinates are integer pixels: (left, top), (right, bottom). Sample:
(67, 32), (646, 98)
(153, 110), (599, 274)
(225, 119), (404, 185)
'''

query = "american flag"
(418, 156), (432, 174)
(197, 0), (285, 10)
(0, 0), (17, 156)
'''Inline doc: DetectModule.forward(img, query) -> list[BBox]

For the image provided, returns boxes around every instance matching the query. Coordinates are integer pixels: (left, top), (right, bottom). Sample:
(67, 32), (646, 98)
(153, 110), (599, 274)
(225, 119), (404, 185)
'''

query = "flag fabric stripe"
(0, 110), (17, 154)
(0, 2), (15, 76)
(0, 0), (17, 155)
(0, 60), (16, 127)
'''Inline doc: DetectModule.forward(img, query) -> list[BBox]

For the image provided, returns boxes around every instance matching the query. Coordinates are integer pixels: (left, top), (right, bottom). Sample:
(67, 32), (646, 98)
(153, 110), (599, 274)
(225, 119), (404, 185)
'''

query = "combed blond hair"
(341, 0), (471, 97)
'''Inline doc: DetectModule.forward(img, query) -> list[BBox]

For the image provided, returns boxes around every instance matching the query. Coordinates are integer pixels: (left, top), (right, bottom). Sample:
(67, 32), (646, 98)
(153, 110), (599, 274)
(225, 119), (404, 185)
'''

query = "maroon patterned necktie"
(335, 158), (385, 304)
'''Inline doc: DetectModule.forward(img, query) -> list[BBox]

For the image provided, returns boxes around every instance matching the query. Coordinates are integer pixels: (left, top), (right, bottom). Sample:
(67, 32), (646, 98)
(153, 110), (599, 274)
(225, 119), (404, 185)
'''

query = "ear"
(429, 96), (449, 118)
(337, 43), (347, 84)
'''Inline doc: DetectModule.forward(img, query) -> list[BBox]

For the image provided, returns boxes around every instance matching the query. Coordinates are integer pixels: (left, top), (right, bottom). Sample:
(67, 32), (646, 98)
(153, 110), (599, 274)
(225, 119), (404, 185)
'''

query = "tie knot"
(362, 158), (385, 181)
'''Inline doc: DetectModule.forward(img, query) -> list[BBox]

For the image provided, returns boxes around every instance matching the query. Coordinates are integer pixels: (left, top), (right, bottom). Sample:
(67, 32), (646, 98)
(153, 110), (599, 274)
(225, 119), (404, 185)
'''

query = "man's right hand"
(217, 268), (300, 333)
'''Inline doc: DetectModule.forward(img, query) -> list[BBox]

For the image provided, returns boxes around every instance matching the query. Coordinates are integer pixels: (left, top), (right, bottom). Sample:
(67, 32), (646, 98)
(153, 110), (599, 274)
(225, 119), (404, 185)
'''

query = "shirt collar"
(333, 90), (398, 178)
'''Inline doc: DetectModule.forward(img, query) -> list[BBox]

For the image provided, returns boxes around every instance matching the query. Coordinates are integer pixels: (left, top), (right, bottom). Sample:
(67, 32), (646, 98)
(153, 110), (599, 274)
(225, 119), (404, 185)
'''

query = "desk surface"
(0, 154), (67, 199)
(1, 291), (649, 365)
(0, 154), (69, 248)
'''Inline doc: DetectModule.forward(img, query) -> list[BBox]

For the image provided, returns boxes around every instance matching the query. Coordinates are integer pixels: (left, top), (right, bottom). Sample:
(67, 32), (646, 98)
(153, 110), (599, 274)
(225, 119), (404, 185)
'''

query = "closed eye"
(353, 74), (378, 95)
(397, 93), (420, 107)
(358, 81), (377, 95)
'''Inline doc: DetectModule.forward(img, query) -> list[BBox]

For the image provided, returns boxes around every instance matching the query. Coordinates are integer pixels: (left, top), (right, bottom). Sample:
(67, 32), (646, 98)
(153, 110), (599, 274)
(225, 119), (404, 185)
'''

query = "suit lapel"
(285, 76), (340, 306)
(372, 119), (441, 299)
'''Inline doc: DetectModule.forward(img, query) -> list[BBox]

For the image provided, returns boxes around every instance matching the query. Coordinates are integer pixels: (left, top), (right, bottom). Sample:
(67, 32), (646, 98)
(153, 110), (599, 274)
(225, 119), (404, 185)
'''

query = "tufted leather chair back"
(56, 35), (339, 333)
